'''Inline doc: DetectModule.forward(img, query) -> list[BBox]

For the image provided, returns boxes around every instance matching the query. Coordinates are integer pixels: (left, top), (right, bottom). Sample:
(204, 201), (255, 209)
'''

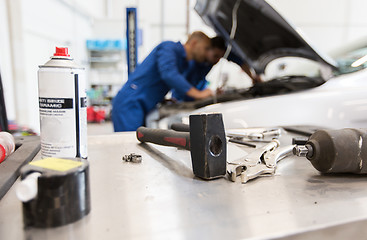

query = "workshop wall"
(2, 0), (105, 133)
(0, 0), (15, 121)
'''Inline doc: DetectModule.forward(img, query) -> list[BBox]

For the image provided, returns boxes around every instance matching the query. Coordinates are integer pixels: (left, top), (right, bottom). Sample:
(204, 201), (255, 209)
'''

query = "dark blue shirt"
(172, 61), (211, 102)
(172, 51), (245, 102)
(112, 41), (192, 131)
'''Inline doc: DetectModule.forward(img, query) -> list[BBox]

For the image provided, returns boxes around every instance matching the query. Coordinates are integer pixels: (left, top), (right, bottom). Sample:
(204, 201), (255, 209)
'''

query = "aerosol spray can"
(38, 47), (87, 159)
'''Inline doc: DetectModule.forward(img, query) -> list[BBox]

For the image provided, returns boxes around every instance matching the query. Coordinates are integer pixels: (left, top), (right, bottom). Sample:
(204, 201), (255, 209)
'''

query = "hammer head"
(189, 113), (227, 179)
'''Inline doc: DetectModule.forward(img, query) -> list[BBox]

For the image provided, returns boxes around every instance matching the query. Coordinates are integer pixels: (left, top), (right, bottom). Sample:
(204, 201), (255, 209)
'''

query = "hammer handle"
(136, 127), (190, 150)
(170, 123), (190, 132)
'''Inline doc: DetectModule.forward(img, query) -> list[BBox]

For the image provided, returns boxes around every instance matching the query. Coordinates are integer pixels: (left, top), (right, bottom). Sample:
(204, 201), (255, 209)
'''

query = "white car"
(194, 67), (367, 129)
(147, 0), (367, 129)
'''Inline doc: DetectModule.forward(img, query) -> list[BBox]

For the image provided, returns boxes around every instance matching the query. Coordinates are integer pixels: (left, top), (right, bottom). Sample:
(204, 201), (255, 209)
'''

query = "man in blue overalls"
(112, 31), (212, 131)
(172, 36), (262, 102)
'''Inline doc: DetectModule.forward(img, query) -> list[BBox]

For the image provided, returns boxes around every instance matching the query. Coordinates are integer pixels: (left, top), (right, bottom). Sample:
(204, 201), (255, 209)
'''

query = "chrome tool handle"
(244, 139), (280, 165)
(264, 145), (295, 168)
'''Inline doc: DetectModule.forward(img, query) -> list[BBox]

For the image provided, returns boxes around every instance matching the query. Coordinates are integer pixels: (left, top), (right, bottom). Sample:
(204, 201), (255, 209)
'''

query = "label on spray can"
(38, 47), (87, 158)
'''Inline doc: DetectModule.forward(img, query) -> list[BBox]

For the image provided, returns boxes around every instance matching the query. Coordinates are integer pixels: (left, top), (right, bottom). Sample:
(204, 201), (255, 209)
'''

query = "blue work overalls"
(112, 41), (192, 131)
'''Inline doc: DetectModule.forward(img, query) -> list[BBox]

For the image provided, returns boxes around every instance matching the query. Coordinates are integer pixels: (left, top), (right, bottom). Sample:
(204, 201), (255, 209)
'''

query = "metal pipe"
(160, 0), (165, 40)
(186, 0), (190, 36)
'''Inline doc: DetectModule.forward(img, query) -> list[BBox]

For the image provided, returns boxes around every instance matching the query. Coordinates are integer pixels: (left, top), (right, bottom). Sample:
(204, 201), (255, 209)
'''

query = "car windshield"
(332, 44), (367, 75)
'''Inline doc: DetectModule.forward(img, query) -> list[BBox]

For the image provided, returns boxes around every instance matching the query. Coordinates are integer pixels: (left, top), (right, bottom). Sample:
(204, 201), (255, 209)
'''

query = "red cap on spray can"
(0, 132), (15, 163)
(53, 47), (70, 57)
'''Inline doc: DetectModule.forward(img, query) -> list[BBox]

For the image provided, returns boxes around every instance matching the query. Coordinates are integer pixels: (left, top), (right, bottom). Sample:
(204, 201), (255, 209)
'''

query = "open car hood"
(195, 0), (338, 73)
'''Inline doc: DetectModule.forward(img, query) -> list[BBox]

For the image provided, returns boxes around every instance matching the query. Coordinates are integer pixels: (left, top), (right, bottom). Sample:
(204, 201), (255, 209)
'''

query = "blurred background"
(1, 0), (366, 133)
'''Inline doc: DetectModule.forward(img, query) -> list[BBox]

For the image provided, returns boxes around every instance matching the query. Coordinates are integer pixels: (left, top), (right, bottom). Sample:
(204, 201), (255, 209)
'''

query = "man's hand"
(186, 87), (213, 100)
(216, 87), (224, 95)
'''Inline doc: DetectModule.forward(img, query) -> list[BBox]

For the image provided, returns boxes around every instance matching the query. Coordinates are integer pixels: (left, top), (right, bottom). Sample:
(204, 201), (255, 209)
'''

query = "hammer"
(136, 113), (227, 180)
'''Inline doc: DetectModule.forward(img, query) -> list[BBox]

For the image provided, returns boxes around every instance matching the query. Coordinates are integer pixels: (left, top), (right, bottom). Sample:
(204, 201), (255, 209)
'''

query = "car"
(146, 0), (367, 130)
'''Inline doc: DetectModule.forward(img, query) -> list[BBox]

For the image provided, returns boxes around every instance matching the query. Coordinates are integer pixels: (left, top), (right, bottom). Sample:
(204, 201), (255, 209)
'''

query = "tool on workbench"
(38, 47), (87, 159)
(16, 158), (90, 228)
(171, 123), (281, 143)
(292, 137), (308, 145)
(228, 138), (256, 148)
(0, 131), (15, 163)
(226, 128), (281, 142)
(171, 124), (268, 147)
(227, 138), (295, 183)
(293, 128), (367, 174)
(137, 113), (226, 180)
(170, 123), (190, 132)
(122, 153), (142, 163)
(169, 125), (291, 183)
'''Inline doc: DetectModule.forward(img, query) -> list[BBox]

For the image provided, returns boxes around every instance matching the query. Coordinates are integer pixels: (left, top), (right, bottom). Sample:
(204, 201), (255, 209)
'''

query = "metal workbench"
(1, 131), (367, 239)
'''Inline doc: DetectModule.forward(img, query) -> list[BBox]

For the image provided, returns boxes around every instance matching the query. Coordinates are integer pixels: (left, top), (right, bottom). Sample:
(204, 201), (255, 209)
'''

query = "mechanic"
(111, 31), (213, 132)
(172, 36), (262, 102)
